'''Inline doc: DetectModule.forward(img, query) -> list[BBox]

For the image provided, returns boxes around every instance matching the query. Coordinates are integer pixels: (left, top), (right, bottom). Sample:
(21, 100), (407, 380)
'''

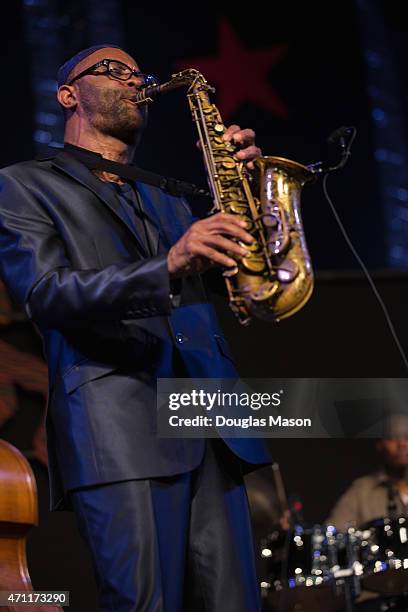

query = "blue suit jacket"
(0, 150), (272, 509)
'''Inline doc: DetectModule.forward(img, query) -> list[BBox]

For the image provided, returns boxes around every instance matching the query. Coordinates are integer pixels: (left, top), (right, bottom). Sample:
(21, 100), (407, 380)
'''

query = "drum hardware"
(260, 524), (346, 612)
(258, 465), (408, 610)
(259, 517), (408, 612)
(357, 516), (408, 596)
(329, 526), (364, 612)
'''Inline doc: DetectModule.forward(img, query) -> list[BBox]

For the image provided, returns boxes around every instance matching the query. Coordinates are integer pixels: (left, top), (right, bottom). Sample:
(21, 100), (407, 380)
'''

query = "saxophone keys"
(261, 213), (279, 228)
(227, 201), (247, 214)
(251, 281), (280, 302)
(268, 237), (285, 255)
(239, 239), (259, 253)
(236, 214), (254, 230)
(276, 260), (299, 282)
(218, 169), (236, 178)
(212, 136), (226, 148)
(220, 158), (236, 169)
(224, 142), (236, 154)
(222, 265), (239, 277)
(214, 123), (225, 133)
(241, 256), (266, 273)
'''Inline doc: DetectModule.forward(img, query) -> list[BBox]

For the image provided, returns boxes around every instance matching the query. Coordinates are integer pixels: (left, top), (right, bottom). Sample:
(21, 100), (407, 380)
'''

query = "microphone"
(308, 126), (356, 175)
(326, 126), (356, 173)
(327, 126), (354, 145)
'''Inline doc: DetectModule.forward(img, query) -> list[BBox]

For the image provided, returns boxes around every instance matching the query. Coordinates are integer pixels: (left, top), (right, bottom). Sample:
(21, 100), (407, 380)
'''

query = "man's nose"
(126, 74), (145, 89)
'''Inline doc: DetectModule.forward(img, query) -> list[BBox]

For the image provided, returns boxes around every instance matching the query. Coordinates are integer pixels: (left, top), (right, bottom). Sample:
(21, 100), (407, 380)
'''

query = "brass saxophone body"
(135, 69), (315, 325)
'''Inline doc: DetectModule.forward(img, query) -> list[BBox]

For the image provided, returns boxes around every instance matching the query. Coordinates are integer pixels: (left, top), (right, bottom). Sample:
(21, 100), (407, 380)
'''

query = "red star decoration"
(174, 18), (288, 121)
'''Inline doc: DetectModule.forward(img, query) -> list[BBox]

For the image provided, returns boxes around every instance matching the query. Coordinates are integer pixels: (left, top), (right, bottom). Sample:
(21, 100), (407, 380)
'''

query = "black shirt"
(106, 181), (153, 256)
(63, 143), (153, 255)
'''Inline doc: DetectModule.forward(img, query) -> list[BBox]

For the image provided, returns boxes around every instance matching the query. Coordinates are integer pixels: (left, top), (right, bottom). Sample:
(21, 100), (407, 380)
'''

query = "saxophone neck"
(133, 69), (214, 105)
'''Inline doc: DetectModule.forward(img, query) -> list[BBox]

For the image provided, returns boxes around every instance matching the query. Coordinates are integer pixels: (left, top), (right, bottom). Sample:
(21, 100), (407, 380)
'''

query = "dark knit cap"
(57, 44), (123, 87)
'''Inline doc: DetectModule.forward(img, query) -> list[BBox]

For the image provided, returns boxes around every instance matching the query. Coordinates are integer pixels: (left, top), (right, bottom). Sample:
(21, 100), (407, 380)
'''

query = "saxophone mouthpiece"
(133, 84), (161, 106)
(133, 70), (207, 106)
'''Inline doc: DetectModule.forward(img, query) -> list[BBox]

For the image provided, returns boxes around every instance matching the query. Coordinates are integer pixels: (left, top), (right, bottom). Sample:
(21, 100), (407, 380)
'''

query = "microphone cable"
(321, 169), (408, 372)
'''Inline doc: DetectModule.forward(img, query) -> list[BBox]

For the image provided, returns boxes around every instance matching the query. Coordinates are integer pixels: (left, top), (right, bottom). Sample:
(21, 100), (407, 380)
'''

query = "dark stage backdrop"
(123, 1), (384, 270)
(0, 1), (408, 610)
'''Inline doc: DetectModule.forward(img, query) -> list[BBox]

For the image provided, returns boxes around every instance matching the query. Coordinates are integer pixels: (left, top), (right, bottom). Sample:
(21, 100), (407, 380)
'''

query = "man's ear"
(57, 85), (78, 112)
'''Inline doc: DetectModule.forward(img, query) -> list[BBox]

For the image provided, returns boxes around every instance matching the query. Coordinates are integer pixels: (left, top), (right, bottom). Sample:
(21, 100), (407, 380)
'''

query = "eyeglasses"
(67, 59), (158, 88)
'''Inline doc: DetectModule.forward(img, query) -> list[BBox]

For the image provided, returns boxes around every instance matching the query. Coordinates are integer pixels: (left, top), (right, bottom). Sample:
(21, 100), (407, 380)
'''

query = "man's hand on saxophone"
(221, 125), (262, 170)
(167, 213), (254, 278)
(196, 124), (262, 171)
(169, 123), (260, 279)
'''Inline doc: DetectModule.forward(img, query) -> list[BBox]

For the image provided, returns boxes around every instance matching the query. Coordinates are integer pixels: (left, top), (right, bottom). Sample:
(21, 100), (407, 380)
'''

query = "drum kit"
(260, 516), (408, 611)
(258, 465), (408, 612)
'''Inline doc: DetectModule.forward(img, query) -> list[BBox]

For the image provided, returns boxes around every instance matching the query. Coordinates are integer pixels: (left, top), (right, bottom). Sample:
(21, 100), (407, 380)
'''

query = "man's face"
(64, 47), (148, 144)
(378, 438), (408, 470)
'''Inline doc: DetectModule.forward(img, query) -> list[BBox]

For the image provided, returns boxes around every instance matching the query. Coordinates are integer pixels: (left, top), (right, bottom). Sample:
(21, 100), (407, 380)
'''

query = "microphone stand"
(330, 529), (359, 612)
(387, 479), (398, 519)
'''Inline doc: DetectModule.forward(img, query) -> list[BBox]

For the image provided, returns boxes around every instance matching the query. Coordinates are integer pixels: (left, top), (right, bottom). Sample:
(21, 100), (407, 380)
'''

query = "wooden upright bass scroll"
(0, 439), (61, 612)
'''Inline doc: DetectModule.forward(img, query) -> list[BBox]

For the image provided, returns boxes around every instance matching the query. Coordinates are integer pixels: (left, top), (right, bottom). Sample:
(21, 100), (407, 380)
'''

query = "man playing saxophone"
(0, 44), (272, 611)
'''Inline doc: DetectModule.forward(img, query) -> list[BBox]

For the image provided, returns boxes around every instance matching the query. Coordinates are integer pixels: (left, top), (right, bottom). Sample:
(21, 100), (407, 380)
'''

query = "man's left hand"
(197, 124), (262, 171)
(222, 125), (262, 170)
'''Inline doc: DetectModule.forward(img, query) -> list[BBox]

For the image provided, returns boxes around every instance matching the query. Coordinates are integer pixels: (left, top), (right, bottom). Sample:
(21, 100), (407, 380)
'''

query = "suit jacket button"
(175, 332), (187, 344)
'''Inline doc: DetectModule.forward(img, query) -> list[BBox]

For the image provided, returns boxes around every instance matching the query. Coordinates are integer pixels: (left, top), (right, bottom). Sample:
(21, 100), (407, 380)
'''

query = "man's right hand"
(167, 212), (254, 278)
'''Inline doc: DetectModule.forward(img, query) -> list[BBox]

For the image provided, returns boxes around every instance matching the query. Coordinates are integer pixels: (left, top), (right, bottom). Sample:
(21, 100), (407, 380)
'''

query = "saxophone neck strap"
(43, 144), (211, 199)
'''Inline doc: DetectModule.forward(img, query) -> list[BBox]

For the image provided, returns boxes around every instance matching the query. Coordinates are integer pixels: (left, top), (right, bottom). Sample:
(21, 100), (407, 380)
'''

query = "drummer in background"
(327, 414), (408, 531)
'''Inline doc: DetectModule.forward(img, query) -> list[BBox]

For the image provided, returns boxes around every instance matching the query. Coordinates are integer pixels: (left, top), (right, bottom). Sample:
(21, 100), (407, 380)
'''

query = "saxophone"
(135, 69), (315, 325)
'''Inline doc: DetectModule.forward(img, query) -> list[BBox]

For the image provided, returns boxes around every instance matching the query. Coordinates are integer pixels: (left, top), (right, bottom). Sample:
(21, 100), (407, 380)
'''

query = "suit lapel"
(52, 150), (155, 257)
(134, 182), (162, 255)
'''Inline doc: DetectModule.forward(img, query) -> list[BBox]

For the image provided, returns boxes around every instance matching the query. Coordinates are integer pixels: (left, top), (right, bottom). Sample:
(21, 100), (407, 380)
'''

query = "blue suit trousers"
(70, 438), (261, 612)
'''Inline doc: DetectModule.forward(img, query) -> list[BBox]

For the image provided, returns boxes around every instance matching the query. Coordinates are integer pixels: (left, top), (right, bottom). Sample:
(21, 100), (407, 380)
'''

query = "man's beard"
(79, 83), (147, 145)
